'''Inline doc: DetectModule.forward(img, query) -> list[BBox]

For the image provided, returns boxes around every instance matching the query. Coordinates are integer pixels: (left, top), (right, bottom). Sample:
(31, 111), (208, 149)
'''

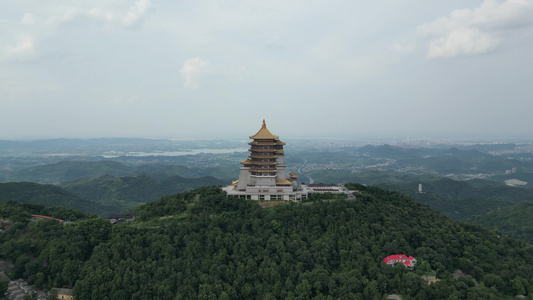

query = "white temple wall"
(276, 165), (287, 181)
(253, 176), (276, 186)
(236, 167), (250, 190)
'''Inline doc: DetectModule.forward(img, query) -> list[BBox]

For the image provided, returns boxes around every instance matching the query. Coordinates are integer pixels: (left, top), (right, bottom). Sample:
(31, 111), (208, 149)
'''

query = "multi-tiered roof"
(224, 120), (308, 201)
(241, 119), (286, 176)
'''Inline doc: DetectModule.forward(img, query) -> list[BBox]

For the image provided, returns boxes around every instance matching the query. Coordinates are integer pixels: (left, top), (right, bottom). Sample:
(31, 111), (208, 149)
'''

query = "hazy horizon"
(2, 1), (532, 140)
(2, 133), (532, 145)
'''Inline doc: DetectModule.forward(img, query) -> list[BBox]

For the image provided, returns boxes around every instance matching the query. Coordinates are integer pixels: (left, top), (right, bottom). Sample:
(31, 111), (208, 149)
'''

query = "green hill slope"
(60, 175), (160, 212)
(0, 201), (87, 221)
(60, 174), (225, 212)
(377, 177), (533, 243)
(377, 177), (532, 218)
(0, 182), (117, 216)
(76, 186), (533, 298)
(2, 186), (530, 299)
(468, 202), (533, 244)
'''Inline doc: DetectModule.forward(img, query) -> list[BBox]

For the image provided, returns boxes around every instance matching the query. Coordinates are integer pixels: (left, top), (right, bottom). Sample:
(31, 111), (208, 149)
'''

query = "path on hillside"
(297, 159), (314, 184)
(340, 184), (356, 199)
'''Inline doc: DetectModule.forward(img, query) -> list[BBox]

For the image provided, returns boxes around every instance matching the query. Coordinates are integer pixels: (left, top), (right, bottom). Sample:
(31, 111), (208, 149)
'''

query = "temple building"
(222, 120), (308, 201)
(382, 254), (417, 270)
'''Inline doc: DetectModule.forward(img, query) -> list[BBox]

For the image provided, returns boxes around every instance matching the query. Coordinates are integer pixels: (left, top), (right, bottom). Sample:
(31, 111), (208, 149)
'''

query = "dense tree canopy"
(1, 185), (532, 299)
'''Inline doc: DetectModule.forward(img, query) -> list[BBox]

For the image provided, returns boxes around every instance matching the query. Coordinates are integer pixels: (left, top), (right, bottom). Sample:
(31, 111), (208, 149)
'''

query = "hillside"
(60, 174), (225, 212)
(304, 169), (533, 244)
(0, 201), (87, 222)
(468, 202), (533, 244)
(0, 173), (225, 217)
(379, 177), (532, 218)
(1, 186), (531, 299)
(0, 182), (116, 216)
(10, 161), (134, 184)
(375, 177), (533, 243)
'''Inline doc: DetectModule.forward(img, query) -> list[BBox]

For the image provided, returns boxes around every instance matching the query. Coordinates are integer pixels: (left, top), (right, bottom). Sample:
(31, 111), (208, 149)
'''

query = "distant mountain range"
(8, 161), (133, 184)
(1, 160), (229, 184)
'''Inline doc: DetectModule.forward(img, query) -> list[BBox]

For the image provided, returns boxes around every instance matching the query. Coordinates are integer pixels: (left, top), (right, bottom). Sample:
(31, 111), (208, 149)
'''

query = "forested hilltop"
(1, 186), (532, 299)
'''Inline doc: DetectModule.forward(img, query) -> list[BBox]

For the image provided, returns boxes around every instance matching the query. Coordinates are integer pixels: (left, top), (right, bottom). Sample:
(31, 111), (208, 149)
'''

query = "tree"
(0, 279), (8, 298)
(47, 289), (58, 300)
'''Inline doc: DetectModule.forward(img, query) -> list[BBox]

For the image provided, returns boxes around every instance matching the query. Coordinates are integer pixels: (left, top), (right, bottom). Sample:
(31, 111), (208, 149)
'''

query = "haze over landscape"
(2, 3), (533, 299)
(2, 0), (532, 140)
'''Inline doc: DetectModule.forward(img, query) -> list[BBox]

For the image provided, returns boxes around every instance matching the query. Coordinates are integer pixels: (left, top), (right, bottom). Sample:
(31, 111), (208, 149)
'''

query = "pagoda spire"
(250, 119), (279, 139)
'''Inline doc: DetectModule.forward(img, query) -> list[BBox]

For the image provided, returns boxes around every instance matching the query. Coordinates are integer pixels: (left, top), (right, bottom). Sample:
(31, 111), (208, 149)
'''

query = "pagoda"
(223, 120), (308, 201)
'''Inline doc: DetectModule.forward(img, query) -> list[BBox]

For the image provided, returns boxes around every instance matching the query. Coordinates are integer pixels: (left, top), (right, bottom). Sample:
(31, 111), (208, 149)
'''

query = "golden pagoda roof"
(248, 148), (276, 153)
(250, 168), (277, 173)
(241, 159), (253, 165)
(249, 154), (277, 159)
(249, 140), (286, 146)
(249, 161), (277, 165)
(249, 119), (279, 140)
(232, 180), (239, 186)
(276, 179), (292, 186)
(249, 141), (276, 146)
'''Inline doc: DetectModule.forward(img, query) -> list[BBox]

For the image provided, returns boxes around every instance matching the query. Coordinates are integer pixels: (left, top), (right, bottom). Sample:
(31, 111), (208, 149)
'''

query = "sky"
(1, 0), (532, 140)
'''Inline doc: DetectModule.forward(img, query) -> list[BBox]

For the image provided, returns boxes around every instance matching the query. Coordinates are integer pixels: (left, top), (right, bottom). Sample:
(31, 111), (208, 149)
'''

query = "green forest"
(467, 202), (533, 244)
(0, 182), (107, 216)
(1, 186), (532, 299)
(0, 173), (225, 217)
(60, 174), (224, 213)
(376, 177), (533, 244)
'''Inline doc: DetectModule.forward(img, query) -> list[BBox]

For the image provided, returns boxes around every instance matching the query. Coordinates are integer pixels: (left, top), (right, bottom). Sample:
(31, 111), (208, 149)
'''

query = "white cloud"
(46, 7), (84, 25)
(391, 43), (415, 54)
(417, 0), (533, 58)
(45, 0), (153, 29)
(180, 57), (212, 90)
(21, 13), (38, 25)
(4, 35), (37, 61)
(122, 0), (152, 27)
(1, 1), (153, 63)
(426, 28), (501, 58)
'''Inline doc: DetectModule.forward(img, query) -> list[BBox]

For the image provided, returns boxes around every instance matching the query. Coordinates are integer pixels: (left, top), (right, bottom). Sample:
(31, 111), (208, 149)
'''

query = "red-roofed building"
(383, 254), (417, 270)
